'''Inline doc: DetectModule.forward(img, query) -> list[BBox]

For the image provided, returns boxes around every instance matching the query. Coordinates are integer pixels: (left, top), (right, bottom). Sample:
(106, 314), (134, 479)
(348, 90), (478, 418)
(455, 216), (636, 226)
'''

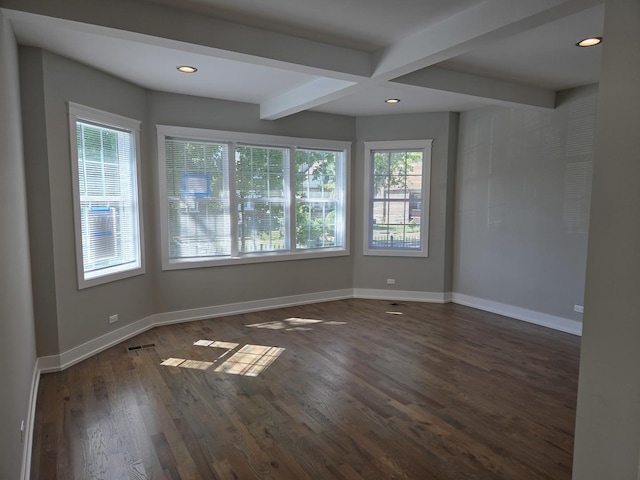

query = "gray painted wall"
(18, 52), (355, 356)
(0, 14), (38, 480)
(353, 112), (458, 293)
(21, 50), (154, 354)
(453, 85), (597, 321)
(573, 0), (640, 477)
(20, 47), (59, 356)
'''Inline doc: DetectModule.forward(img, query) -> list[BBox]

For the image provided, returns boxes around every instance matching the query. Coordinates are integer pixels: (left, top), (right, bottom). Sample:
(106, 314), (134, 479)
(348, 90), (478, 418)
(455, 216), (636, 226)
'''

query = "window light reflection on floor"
(160, 340), (285, 377)
(160, 358), (214, 370)
(246, 317), (347, 330)
(213, 344), (285, 377)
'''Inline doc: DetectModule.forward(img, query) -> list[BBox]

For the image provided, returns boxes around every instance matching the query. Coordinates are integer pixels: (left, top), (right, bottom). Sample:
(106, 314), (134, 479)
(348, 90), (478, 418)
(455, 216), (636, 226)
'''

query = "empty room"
(1, 0), (638, 478)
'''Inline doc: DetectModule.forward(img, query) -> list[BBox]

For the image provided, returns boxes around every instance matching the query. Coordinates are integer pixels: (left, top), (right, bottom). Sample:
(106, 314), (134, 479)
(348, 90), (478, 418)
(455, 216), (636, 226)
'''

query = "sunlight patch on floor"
(246, 317), (347, 331)
(160, 358), (214, 370)
(161, 340), (285, 377)
(213, 344), (285, 377)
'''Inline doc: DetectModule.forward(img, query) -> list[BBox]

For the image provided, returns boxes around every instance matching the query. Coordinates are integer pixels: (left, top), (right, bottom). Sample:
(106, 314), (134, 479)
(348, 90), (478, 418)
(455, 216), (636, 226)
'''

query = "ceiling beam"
(393, 67), (556, 109)
(260, 78), (360, 120)
(2, 0), (372, 80)
(372, 0), (604, 81)
(3, 0), (603, 119)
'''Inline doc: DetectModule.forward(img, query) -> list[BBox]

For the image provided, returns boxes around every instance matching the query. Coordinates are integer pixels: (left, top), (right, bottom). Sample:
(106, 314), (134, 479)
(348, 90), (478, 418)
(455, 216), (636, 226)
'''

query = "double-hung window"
(69, 103), (145, 288)
(363, 140), (432, 257)
(158, 126), (349, 269)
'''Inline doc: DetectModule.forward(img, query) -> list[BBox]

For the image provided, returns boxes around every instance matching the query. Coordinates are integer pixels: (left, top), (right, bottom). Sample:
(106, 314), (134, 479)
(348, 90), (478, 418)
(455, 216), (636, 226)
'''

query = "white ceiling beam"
(260, 78), (360, 120)
(2, 0), (372, 80)
(3, 0), (602, 118)
(372, 0), (604, 81)
(258, 0), (599, 117)
(393, 67), (556, 109)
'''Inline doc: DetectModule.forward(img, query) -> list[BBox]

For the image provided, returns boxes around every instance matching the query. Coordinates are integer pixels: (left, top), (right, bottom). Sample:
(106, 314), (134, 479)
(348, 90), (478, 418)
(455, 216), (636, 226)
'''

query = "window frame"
(363, 139), (432, 257)
(68, 102), (145, 289)
(157, 125), (350, 270)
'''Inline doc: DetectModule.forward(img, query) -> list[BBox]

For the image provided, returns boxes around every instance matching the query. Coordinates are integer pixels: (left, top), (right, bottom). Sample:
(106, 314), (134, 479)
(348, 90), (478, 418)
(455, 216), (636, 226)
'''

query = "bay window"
(158, 126), (349, 269)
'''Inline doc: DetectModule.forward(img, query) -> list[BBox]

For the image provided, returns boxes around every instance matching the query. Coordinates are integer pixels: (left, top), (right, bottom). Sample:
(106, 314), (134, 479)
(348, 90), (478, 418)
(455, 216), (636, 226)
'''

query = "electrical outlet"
(109, 314), (119, 324)
(20, 420), (24, 443)
(386, 278), (396, 285)
(574, 305), (584, 313)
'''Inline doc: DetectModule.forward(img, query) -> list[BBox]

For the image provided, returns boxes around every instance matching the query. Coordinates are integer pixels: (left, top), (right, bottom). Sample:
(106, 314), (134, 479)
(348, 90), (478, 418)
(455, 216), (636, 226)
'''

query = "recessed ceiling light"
(385, 98), (401, 104)
(576, 37), (602, 47)
(177, 65), (198, 73)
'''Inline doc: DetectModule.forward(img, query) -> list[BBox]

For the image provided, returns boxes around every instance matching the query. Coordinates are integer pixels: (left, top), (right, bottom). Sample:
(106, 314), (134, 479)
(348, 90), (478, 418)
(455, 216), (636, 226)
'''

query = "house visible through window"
(69, 103), (144, 288)
(158, 126), (350, 269)
(364, 140), (432, 257)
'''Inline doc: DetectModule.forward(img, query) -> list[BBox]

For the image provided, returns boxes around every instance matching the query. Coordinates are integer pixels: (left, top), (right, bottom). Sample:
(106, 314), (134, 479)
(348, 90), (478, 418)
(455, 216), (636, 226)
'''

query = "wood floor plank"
(31, 299), (580, 479)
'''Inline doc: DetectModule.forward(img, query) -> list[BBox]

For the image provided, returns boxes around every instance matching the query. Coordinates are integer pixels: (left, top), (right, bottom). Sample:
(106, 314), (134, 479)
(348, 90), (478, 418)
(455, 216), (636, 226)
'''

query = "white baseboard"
(40, 289), (353, 373)
(38, 315), (156, 373)
(21, 357), (40, 480)
(451, 293), (582, 336)
(353, 288), (450, 303)
(152, 289), (353, 326)
(36, 288), (580, 376)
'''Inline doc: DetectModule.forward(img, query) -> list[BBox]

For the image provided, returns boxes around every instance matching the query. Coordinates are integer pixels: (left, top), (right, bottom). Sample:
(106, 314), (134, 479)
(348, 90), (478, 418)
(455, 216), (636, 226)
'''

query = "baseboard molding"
(152, 289), (353, 326)
(38, 315), (156, 373)
(40, 289), (353, 373)
(451, 293), (582, 336)
(36, 289), (580, 376)
(21, 357), (40, 480)
(353, 288), (450, 303)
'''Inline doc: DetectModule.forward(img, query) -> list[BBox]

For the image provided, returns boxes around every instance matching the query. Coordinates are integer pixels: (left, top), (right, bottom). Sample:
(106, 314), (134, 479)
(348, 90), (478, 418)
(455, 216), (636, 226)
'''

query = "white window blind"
(165, 138), (231, 259)
(69, 104), (144, 288)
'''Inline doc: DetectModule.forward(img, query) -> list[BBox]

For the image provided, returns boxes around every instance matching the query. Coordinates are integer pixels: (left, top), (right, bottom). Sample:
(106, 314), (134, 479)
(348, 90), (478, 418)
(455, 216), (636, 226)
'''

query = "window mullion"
(228, 142), (239, 258)
(287, 147), (295, 252)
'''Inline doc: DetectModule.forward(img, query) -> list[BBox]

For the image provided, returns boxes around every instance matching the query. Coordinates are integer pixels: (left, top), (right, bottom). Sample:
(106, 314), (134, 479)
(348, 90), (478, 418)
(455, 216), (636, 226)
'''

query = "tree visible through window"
(295, 148), (340, 249)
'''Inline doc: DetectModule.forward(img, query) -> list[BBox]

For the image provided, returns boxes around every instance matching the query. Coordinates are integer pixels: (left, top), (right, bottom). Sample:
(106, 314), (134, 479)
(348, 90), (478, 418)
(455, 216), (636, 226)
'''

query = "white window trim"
(363, 139), (432, 257)
(68, 102), (145, 289)
(157, 125), (351, 270)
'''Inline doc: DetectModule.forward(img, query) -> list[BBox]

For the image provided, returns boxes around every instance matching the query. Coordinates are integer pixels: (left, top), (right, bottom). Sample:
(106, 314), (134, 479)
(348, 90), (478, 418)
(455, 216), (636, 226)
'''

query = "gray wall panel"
(0, 13), (38, 480)
(19, 47), (60, 356)
(353, 112), (458, 294)
(453, 85), (597, 320)
(573, 0), (640, 476)
(35, 51), (154, 353)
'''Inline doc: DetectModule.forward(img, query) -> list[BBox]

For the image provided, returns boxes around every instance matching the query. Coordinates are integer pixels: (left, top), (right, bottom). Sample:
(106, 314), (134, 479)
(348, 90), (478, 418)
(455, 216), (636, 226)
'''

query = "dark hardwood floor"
(31, 299), (581, 479)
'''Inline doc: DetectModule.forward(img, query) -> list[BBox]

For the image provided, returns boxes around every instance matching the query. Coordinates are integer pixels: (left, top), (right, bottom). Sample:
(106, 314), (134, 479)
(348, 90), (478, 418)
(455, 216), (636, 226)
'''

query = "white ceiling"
(4, 0), (604, 119)
(138, 0), (483, 51)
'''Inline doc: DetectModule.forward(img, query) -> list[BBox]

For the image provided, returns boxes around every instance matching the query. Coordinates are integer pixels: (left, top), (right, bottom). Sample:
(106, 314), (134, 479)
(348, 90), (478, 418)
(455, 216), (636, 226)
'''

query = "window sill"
(363, 248), (428, 258)
(162, 248), (349, 271)
(79, 264), (145, 289)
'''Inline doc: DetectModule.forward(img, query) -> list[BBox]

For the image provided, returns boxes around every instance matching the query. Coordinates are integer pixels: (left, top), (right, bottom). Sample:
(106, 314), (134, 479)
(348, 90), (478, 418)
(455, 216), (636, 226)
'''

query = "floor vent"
(128, 343), (156, 351)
